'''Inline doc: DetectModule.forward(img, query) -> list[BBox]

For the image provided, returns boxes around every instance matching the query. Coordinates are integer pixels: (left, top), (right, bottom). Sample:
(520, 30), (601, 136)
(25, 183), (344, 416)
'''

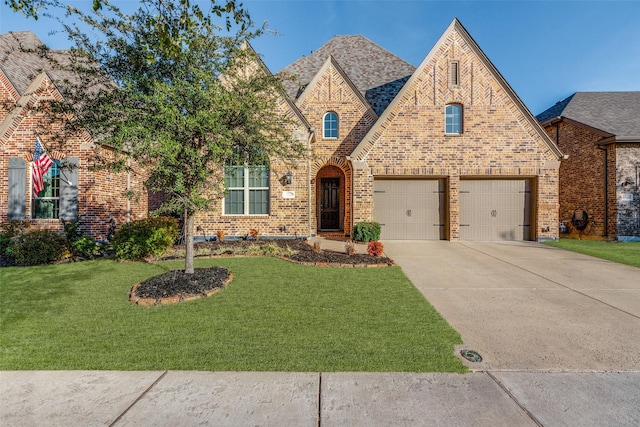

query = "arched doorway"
(316, 165), (346, 232)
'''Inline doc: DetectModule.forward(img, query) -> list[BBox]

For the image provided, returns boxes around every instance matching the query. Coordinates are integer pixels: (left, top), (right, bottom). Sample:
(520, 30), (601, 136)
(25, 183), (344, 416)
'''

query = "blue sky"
(2, 0), (639, 114)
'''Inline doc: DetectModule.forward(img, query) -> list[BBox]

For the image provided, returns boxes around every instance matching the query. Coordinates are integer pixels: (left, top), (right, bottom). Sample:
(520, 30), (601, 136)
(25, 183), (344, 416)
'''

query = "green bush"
(0, 221), (30, 255)
(112, 217), (179, 260)
(60, 217), (101, 259)
(70, 235), (100, 258)
(353, 222), (381, 243)
(11, 230), (68, 266)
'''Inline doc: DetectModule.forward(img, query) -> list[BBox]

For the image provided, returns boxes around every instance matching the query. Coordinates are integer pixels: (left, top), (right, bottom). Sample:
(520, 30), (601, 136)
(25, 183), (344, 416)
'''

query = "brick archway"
(313, 157), (352, 235)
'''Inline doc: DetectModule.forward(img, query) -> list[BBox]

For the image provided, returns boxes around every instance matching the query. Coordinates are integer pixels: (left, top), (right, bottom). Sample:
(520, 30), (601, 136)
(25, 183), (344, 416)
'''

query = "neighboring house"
(196, 18), (563, 241)
(537, 92), (640, 241)
(1, 31), (148, 239)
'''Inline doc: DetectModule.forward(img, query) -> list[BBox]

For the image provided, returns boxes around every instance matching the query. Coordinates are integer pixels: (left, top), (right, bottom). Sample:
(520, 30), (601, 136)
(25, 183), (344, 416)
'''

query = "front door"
(320, 178), (340, 230)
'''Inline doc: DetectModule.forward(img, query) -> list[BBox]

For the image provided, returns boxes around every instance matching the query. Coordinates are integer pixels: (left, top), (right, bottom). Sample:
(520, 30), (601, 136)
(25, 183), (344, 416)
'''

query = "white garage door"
(373, 179), (445, 240)
(459, 180), (531, 241)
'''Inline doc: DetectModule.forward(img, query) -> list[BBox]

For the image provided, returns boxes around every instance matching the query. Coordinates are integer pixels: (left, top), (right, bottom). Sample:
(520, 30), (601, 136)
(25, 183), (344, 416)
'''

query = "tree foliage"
(18, 0), (307, 273)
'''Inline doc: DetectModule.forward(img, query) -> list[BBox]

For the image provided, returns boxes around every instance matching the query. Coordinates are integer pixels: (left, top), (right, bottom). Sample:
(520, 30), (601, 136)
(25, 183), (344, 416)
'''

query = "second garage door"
(459, 179), (532, 241)
(373, 179), (445, 240)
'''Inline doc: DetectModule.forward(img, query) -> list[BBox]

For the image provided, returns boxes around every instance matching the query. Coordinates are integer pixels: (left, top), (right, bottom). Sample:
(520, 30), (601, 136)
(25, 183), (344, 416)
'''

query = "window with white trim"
(323, 112), (338, 138)
(224, 160), (269, 215)
(32, 160), (61, 219)
(445, 104), (463, 134)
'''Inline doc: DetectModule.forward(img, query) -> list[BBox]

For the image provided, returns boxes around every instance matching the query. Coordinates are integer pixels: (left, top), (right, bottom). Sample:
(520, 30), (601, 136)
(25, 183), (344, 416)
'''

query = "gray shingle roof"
(279, 35), (416, 116)
(0, 31), (73, 95)
(537, 92), (640, 141)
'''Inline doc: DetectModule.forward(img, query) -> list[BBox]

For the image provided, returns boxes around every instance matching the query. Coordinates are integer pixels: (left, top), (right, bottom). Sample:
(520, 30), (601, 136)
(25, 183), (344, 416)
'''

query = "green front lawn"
(0, 257), (466, 372)
(544, 239), (640, 268)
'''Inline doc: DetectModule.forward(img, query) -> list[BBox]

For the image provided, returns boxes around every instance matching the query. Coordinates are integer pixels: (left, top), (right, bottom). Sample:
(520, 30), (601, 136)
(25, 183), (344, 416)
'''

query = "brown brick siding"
(542, 121), (614, 240)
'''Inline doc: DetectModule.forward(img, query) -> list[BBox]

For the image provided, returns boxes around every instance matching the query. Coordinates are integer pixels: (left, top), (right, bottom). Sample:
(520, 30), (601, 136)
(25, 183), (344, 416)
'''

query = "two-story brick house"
(1, 31), (148, 239)
(196, 18), (563, 241)
(537, 92), (640, 241)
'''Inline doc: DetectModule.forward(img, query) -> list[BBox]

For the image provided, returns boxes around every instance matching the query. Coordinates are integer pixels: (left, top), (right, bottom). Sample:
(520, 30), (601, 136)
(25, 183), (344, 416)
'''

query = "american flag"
(32, 137), (54, 197)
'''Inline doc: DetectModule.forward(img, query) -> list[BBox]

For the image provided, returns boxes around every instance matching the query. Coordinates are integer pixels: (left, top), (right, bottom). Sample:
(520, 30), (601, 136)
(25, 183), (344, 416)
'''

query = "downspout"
(596, 144), (609, 238)
(127, 158), (131, 223)
(307, 128), (315, 238)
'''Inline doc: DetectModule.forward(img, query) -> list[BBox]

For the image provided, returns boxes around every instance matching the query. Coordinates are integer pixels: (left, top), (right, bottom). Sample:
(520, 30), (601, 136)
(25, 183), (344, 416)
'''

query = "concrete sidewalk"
(2, 370), (639, 426)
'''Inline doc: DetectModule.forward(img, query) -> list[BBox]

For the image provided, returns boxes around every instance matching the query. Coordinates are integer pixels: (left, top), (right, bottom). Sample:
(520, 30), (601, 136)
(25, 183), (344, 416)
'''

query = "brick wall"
(541, 121), (614, 240)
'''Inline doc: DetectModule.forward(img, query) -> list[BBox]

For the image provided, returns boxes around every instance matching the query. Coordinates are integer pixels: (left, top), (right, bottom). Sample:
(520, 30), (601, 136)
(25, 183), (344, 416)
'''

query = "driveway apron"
(383, 241), (640, 371)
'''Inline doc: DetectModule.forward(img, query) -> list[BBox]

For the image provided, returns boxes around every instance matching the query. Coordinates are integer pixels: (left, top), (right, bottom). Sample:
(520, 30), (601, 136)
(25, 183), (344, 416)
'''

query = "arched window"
(445, 104), (463, 134)
(323, 112), (338, 138)
(224, 149), (270, 215)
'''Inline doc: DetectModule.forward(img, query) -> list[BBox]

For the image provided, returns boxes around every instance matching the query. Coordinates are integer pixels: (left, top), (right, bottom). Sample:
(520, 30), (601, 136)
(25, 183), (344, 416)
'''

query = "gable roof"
(0, 31), (74, 96)
(242, 41), (312, 133)
(295, 55), (377, 120)
(279, 35), (416, 116)
(537, 92), (640, 142)
(351, 18), (563, 161)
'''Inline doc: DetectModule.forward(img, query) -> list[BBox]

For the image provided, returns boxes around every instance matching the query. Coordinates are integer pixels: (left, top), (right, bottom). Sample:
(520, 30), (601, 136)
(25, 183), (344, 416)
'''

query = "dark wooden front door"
(320, 178), (340, 230)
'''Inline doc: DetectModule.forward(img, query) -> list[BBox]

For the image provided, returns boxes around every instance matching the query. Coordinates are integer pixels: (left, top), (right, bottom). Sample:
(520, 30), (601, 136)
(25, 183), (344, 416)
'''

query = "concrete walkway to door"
(383, 241), (640, 371)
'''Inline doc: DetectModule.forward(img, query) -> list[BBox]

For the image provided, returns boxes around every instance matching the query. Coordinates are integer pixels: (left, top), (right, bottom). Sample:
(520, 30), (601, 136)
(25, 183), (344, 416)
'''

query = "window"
(445, 104), (463, 134)
(323, 112), (338, 138)
(224, 158), (270, 215)
(32, 161), (60, 219)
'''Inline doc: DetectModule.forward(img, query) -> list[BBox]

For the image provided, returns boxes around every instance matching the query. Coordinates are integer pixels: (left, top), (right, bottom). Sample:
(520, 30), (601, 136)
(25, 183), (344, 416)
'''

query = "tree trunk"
(184, 208), (195, 274)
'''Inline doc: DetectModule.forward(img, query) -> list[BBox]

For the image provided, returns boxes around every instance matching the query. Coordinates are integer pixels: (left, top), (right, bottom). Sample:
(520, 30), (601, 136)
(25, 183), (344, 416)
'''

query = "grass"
(543, 239), (640, 268)
(0, 257), (466, 372)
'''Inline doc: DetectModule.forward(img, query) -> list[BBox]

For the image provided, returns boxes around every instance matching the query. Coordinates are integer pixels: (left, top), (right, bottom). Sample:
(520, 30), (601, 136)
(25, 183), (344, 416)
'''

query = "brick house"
(537, 92), (640, 241)
(196, 18), (563, 241)
(1, 31), (148, 240)
(3, 19), (563, 242)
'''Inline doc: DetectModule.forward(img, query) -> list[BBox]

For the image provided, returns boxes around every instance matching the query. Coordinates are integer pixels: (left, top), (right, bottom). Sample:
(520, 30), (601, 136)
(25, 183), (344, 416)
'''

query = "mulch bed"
(130, 267), (232, 306)
(188, 239), (394, 266)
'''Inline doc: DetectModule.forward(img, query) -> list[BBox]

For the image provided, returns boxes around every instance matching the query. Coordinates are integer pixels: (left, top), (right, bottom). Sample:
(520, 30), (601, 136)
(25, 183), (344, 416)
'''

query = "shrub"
(70, 235), (100, 258)
(112, 217), (179, 260)
(353, 222), (381, 243)
(61, 217), (101, 259)
(0, 221), (30, 256)
(11, 230), (68, 266)
(367, 241), (384, 257)
(216, 230), (226, 241)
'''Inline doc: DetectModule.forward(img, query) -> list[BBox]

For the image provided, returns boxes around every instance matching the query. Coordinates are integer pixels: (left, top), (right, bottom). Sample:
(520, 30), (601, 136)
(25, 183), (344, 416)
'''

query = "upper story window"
(224, 151), (270, 216)
(445, 104), (463, 135)
(323, 112), (338, 139)
(32, 160), (61, 219)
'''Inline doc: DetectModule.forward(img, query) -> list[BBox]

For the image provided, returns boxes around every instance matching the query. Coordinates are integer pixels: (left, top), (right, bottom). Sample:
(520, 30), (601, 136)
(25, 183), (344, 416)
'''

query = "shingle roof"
(0, 31), (72, 95)
(279, 35), (416, 116)
(536, 92), (640, 141)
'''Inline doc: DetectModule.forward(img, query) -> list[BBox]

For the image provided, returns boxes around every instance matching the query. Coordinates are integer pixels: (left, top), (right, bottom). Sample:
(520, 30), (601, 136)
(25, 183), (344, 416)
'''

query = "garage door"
(373, 179), (445, 240)
(459, 180), (531, 241)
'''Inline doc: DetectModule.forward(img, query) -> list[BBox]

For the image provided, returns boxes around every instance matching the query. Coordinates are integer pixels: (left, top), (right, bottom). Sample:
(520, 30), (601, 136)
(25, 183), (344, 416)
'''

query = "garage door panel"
(460, 180), (531, 241)
(374, 179), (444, 240)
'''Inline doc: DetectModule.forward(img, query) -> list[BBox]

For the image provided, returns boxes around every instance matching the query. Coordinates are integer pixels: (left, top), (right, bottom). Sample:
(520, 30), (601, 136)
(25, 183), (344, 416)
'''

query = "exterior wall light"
(285, 171), (292, 185)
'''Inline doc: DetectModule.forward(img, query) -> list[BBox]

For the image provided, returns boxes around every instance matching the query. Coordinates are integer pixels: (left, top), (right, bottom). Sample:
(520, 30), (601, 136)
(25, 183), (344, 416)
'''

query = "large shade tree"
(24, 0), (307, 273)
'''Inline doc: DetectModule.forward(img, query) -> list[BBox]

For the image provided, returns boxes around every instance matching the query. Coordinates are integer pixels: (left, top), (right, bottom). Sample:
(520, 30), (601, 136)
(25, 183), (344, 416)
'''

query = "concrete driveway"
(383, 241), (640, 371)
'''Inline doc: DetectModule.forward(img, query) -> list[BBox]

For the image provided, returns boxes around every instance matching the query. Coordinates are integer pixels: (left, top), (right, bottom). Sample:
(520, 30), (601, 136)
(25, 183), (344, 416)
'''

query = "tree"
(4, 0), (249, 31)
(27, 0), (307, 274)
